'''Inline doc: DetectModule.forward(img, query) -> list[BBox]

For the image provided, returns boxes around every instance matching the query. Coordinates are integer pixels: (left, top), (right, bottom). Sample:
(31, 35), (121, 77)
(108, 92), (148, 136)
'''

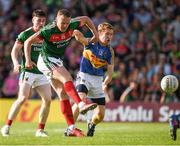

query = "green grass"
(0, 122), (180, 145)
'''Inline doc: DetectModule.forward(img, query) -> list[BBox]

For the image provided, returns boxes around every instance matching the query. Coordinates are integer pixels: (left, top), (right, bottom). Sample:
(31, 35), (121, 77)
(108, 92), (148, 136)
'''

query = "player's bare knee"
(59, 90), (68, 100)
(63, 76), (73, 83)
(16, 96), (27, 105)
(45, 98), (51, 106)
(41, 97), (51, 106)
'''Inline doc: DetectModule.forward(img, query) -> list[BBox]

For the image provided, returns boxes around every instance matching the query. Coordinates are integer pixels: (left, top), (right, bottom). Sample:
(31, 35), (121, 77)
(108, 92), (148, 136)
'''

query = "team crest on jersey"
(99, 50), (103, 56)
(99, 50), (107, 59)
(102, 51), (107, 59)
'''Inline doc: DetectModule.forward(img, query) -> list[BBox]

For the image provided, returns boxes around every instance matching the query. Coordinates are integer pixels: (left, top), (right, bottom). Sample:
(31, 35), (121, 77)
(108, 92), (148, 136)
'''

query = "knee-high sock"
(6, 119), (12, 126)
(60, 99), (74, 126)
(64, 81), (81, 104)
(92, 114), (104, 125)
(38, 123), (45, 130)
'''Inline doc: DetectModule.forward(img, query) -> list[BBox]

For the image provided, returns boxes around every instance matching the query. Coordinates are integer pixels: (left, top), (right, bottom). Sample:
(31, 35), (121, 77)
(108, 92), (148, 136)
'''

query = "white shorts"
(19, 72), (49, 88)
(37, 54), (63, 79)
(76, 72), (105, 99)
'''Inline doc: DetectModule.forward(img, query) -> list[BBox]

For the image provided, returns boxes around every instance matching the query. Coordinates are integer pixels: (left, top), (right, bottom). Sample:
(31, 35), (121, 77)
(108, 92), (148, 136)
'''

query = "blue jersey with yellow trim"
(80, 42), (112, 76)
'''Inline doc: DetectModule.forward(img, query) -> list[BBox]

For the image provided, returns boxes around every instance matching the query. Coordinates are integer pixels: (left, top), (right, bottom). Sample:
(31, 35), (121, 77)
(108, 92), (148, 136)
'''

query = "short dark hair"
(32, 9), (46, 17)
(57, 9), (71, 17)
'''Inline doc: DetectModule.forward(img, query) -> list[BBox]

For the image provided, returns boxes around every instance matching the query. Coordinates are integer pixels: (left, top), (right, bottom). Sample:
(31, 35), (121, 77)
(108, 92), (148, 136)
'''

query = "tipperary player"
(169, 114), (180, 140)
(73, 22), (114, 136)
(24, 9), (98, 137)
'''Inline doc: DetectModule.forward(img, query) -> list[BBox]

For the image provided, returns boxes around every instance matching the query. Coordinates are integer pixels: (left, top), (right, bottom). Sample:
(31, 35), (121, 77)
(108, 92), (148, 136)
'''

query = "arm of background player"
(160, 92), (166, 103)
(24, 32), (42, 69)
(11, 41), (23, 73)
(119, 82), (135, 103)
(73, 30), (89, 46)
(75, 16), (98, 42)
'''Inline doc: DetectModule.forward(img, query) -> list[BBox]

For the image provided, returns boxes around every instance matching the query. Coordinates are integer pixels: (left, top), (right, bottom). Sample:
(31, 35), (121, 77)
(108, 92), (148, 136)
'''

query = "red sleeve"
(37, 34), (44, 40)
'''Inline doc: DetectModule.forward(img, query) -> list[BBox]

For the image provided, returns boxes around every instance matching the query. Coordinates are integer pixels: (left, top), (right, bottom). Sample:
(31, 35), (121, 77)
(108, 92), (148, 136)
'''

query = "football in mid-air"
(160, 75), (179, 93)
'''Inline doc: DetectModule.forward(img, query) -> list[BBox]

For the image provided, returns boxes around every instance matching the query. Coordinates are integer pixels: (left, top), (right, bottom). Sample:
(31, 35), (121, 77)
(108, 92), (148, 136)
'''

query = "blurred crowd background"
(0, 0), (179, 103)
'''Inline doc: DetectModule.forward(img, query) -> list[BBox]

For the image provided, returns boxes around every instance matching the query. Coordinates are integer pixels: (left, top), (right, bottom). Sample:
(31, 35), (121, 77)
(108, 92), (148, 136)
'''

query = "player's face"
(99, 28), (113, 45)
(56, 15), (71, 32)
(32, 16), (46, 30)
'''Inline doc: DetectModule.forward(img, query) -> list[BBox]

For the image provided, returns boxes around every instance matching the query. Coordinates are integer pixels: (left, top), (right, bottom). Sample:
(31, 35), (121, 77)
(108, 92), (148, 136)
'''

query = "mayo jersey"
(17, 27), (43, 74)
(39, 20), (81, 59)
(80, 42), (114, 76)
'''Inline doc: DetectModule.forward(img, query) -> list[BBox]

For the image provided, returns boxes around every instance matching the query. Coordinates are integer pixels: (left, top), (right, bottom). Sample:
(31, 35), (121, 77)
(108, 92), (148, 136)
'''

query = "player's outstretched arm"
(102, 64), (114, 90)
(11, 42), (23, 73)
(73, 30), (89, 46)
(74, 16), (98, 42)
(24, 32), (42, 69)
(102, 47), (115, 91)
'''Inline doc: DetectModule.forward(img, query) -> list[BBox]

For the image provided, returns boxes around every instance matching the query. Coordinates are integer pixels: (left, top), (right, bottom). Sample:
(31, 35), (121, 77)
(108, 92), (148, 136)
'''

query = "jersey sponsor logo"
(56, 38), (71, 48)
(31, 43), (42, 51)
(49, 30), (73, 42)
(83, 50), (107, 68)
(33, 47), (41, 51)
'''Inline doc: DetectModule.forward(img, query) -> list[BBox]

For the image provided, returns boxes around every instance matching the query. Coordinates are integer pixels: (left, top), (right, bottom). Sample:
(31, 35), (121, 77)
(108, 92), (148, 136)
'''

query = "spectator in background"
(168, 14), (180, 41)
(92, 11), (106, 27)
(132, 31), (146, 53)
(162, 32), (177, 55)
(134, 6), (152, 26)
(1, 71), (18, 98)
(115, 37), (131, 60)
(155, 54), (171, 75)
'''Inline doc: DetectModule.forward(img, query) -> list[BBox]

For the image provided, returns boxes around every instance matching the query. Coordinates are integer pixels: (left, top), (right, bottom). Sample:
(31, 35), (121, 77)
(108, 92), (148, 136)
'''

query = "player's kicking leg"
(52, 67), (97, 115)
(51, 79), (85, 137)
(35, 83), (51, 137)
(169, 114), (180, 140)
(1, 83), (31, 136)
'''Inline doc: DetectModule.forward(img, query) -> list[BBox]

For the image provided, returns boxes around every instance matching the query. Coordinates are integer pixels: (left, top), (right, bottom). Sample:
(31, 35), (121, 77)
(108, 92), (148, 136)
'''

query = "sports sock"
(60, 99), (75, 126)
(6, 119), (12, 126)
(64, 81), (81, 104)
(38, 123), (45, 130)
(68, 125), (75, 130)
(92, 114), (103, 125)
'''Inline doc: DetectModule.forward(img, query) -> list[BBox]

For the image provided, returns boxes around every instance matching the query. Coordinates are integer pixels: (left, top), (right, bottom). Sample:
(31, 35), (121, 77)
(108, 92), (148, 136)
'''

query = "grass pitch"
(0, 122), (179, 145)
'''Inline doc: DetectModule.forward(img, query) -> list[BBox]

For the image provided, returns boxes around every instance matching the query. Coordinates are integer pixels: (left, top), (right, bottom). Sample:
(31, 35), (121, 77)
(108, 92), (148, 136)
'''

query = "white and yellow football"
(160, 75), (179, 93)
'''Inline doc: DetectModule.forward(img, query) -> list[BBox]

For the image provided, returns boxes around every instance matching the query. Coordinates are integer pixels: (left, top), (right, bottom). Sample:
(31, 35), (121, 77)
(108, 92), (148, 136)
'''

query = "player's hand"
(89, 36), (98, 43)
(102, 83), (108, 92)
(129, 82), (136, 89)
(13, 64), (21, 73)
(25, 60), (36, 70)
